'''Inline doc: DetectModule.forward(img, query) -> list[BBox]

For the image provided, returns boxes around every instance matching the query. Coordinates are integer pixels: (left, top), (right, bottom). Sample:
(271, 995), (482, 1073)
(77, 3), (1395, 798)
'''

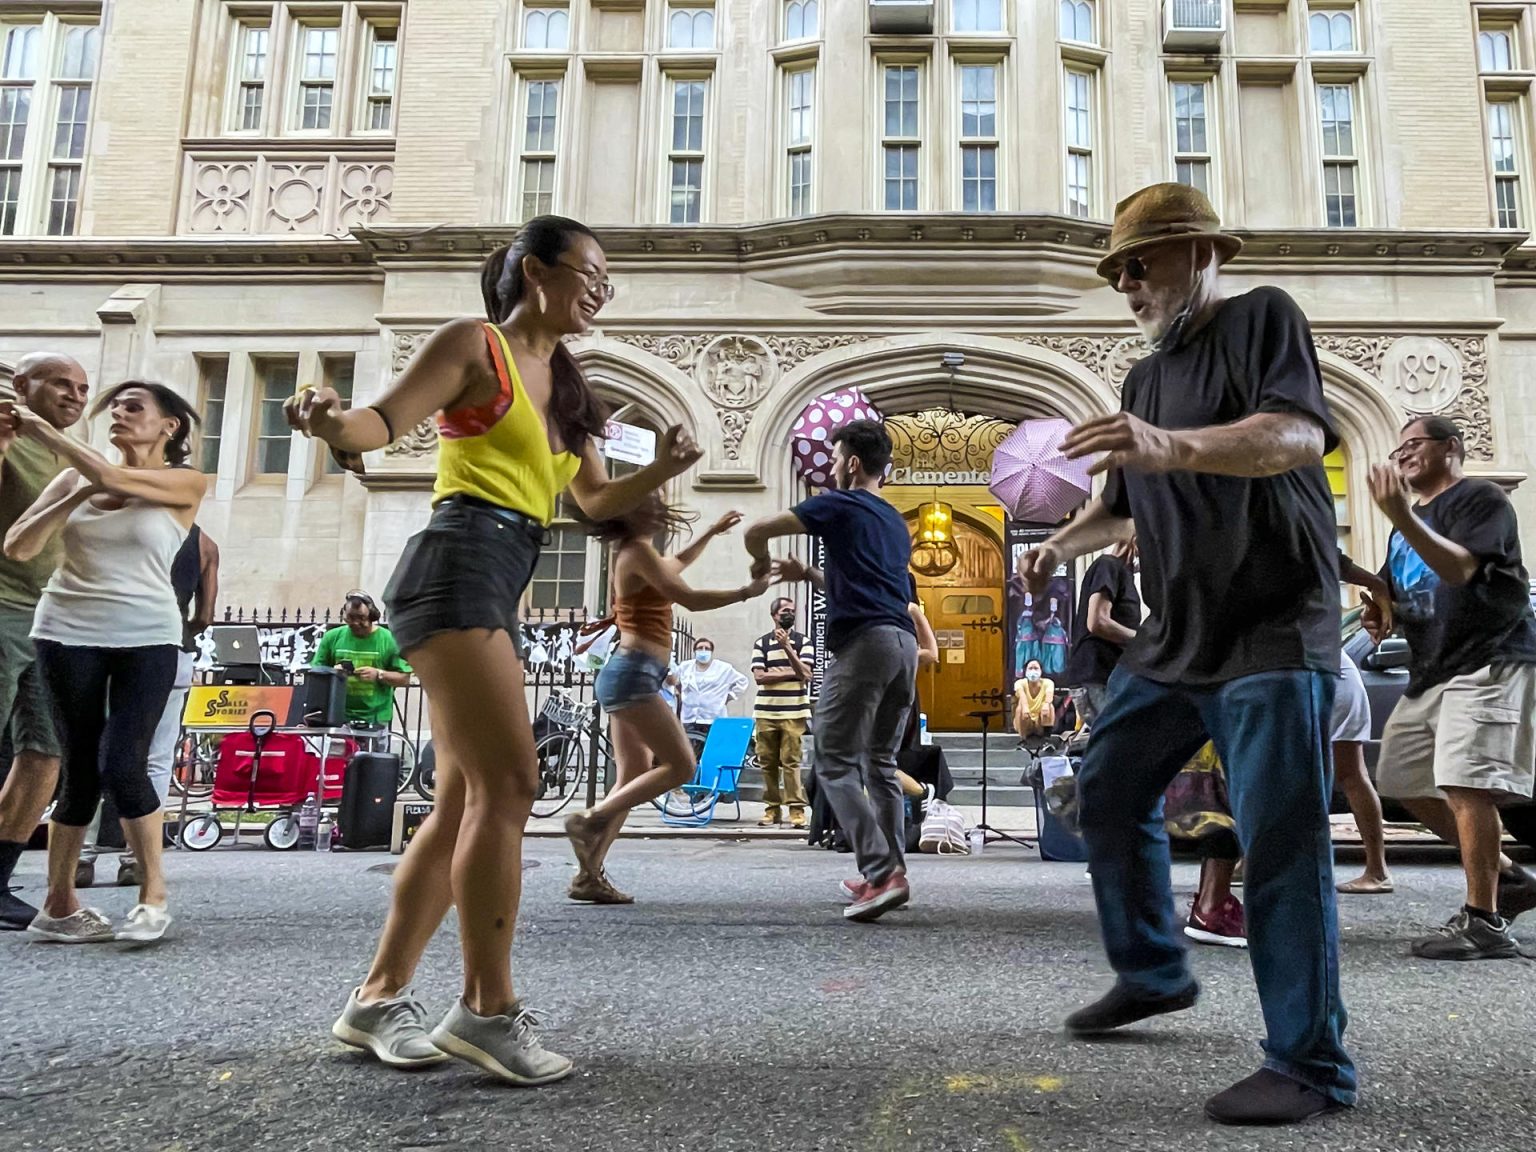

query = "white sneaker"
(430, 999), (573, 1086)
(116, 903), (172, 942)
(28, 907), (115, 943)
(332, 987), (449, 1068)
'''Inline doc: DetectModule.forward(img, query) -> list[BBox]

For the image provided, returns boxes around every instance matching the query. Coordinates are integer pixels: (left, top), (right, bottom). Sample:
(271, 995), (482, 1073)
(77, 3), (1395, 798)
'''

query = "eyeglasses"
(1387, 436), (1450, 461)
(1107, 254), (1151, 291)
(556, 259), (616, 303)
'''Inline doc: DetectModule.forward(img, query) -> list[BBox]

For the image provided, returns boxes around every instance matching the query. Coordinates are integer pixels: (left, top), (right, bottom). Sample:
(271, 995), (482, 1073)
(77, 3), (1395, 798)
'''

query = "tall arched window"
(785, 0), (818, 41)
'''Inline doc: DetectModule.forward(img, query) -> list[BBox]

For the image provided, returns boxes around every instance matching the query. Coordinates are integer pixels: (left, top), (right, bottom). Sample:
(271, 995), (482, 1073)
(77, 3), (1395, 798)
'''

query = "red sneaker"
(844, 873), (910, 922)
(1184, 895), (1247, 949)
(839, 878), (867, 901)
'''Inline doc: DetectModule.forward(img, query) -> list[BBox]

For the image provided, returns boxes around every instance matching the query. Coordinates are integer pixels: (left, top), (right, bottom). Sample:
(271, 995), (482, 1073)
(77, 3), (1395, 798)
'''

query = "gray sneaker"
(1411, 909), (1520, 960)
(28, 907), (115, 944)
(429, 999), (573, 1086)
(332, 987), (450, 1068)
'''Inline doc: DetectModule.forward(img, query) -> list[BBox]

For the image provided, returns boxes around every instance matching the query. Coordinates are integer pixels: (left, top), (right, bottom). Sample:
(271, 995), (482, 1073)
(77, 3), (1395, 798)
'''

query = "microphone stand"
(966, 690), (1034, 849)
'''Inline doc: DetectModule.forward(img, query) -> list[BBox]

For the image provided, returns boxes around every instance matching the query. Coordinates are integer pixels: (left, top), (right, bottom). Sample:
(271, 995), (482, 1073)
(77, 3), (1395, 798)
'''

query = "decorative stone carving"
(189, 162), (254, 233)
(1314, 333), (1492, 461)
(1012, 334), (1147, 397)
(886, 410), (1015, 478)
(611, 333), (708, 372)
(694, 335), (777, 459)
(761, 334), (877, 370)
(384, 331), (436, 459)
(264, 162), (329, 234)
(182, 153), (394, 237)
(338, 162), (394, 230)
(1381, 336), (1463, 415)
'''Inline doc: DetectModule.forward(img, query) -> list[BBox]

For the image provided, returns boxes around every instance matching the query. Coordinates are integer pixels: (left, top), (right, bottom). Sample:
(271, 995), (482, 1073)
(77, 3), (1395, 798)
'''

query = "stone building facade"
(0, 0), (1532, 721)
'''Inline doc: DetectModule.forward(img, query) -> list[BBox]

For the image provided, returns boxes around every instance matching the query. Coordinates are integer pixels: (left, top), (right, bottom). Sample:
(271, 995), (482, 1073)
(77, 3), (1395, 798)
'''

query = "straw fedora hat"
(1095, 182), (1242, 283)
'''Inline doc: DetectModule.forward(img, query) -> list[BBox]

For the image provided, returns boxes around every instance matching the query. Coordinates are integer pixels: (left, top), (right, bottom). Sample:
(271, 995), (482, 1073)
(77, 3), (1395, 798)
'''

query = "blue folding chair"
(660, 717), (754, 828)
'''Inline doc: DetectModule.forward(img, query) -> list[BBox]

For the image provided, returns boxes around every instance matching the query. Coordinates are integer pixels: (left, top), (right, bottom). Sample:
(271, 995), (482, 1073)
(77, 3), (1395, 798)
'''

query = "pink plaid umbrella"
(791, 388), (882, 489)
(989, 418), (1093, 524)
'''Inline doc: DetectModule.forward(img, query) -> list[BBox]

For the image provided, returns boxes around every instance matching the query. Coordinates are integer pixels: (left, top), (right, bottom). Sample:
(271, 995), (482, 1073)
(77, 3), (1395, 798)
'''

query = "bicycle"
(169, 729), (220, 799)
(529, 689), (716, 821)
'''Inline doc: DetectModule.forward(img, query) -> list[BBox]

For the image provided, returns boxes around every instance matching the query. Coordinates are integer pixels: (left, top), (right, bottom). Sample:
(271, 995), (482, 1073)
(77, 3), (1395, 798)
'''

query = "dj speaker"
(339, 752), (400, 850)
(301, 667), (348, 727)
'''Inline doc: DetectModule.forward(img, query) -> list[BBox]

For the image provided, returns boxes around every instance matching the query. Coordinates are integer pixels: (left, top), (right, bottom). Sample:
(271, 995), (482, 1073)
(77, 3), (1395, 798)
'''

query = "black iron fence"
(205, 605), (697, 777)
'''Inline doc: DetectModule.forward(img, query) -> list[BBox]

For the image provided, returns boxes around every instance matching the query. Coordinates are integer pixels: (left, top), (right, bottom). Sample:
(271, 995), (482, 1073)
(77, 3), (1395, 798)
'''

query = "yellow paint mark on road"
(1030, 1076), (1063, 1093)
(945, 1072), (1066, 1096)
(1001, 1126), (1031, 1152)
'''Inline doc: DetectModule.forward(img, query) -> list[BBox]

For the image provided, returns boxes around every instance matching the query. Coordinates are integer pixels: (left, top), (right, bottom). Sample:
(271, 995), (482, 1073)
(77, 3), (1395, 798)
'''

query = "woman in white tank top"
(2, 381), (206, 944)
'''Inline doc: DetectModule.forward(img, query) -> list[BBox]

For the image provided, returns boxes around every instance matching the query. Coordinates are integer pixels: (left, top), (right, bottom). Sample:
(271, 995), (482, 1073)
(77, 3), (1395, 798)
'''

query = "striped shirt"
(751, 630), (813, 720)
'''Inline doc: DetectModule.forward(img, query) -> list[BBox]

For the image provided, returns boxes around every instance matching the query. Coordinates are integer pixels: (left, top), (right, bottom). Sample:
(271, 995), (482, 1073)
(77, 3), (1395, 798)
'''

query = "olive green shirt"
(0, 436), (65, 610)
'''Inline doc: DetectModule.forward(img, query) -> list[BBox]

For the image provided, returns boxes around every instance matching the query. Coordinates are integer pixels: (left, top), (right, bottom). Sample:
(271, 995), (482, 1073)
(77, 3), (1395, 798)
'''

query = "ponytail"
(477, 216), (609, 454)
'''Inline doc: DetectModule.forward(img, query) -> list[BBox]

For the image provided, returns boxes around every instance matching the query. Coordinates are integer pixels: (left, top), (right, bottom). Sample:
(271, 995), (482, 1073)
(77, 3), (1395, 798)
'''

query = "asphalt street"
(4, 840), (1534, 1152)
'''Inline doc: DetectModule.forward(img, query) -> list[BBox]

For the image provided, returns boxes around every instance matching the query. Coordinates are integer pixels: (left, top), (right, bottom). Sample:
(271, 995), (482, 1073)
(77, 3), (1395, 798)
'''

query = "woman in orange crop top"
(284, 217), (701, 1087)
(565, 500), (770, 903)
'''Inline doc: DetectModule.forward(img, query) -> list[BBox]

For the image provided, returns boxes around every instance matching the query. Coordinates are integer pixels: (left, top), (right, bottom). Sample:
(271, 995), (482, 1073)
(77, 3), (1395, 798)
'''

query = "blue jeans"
(1077, 667), (1356, 1106)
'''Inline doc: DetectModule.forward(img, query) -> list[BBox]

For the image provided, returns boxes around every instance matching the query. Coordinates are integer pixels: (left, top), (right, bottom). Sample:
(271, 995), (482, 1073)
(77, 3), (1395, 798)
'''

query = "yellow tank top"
(432, 324), (582, 525)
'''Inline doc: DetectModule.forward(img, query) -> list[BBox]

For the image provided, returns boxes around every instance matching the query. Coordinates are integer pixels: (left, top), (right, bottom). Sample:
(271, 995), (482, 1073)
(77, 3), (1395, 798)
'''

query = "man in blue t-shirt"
(746, 419), (917, 923)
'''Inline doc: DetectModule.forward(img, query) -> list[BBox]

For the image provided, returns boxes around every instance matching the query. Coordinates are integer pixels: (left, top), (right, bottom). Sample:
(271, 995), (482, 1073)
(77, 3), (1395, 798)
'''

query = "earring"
(536, 286), (548, 315)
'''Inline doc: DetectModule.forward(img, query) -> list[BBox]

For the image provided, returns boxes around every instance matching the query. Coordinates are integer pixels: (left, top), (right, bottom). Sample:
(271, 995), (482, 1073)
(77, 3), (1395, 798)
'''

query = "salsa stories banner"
(1004, 521), (1076, 688)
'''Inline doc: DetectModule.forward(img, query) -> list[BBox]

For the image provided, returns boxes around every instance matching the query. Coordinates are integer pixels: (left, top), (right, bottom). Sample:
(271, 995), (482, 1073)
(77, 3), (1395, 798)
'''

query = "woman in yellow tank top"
(284, 216), (701, 1086)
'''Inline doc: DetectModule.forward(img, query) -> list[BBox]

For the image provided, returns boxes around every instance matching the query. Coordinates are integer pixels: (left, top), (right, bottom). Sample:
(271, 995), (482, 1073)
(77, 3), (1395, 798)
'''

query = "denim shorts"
(595, 648), (670, 712)
(384, 498), (543, 657)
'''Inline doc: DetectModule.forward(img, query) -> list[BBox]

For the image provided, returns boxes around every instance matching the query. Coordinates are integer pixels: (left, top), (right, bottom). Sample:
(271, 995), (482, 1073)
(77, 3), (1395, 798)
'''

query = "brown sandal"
(1336, 875), (1394, 895)
(564, 810), (606, 876)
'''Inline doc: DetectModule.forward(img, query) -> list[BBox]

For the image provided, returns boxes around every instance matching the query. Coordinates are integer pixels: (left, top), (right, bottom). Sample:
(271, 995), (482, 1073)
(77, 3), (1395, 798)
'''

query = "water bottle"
(919, 714), (931, 746)
(297, 793), (319, 851)
(315, 813), (332, 852)
(968, 827), (985, 856)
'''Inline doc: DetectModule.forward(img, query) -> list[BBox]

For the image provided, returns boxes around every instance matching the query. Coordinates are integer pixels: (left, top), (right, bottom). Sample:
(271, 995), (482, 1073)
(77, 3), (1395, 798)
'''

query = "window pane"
(521, 158), (554, 218)
(788, 70), (812, 145)
(1497, 178), (1521, 228)
(1175, 158), (1209, 193)
(668, 9), (714, 50)
(672, 81), (704, 151)
(1481, 30), (1514, 72)
(52, 85), (89, 160)
(371, 37), (397, 95)
(301, 85), (333, 130)
(525, 80), (559, 151)
(257, 362), (297, 474)
(58, 25), (99, 80)
(45, 166), (79, 234)
(1490, 103), (1516, 173)
(302, 27), (338, 80)
(786, 0), (818, 40)
(1066, 72), (1090, 148)
(199, 361), (228, 474)
(323, 359), (356, 474)
(0, 166), (19, 234)
(1067, 152), (1090, 217)
(884, 144), (917, 210)
(955, 0), (1002, 32)
(2, 26), (39, 80)
(884, 66), (917, 137)
(670, 159), (702, 223)
(961, 65), (996, 138)
(241, 26), (269, 80)
(0, 88), (30, 161)
(240, 85), (264, 131)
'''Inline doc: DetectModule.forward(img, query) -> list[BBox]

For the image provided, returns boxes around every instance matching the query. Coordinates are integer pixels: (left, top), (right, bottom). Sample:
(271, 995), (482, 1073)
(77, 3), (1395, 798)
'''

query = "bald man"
(0, 353), (89, 929)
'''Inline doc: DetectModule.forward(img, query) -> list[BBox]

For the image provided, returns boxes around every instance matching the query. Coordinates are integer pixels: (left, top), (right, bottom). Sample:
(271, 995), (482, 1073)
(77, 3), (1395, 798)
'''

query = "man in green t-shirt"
(311, 591), (412, 728)
(0, 353), (90, 930)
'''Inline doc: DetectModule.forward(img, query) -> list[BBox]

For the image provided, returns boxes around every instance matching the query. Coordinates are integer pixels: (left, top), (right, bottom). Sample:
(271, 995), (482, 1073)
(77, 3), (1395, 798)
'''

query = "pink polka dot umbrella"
(790, 388), (883, 489)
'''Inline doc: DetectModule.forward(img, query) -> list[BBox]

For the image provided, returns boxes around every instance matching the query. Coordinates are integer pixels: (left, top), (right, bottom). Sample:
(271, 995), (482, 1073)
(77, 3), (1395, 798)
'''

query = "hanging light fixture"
(911, 489), (958, 577)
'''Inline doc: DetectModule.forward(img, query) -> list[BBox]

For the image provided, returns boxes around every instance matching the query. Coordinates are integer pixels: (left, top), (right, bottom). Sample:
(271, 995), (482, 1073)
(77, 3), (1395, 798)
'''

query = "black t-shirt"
(793, 488), (916, 653)
(1382, 477), (1536, 696)
(1066, 554), (1141, 687)
(1103, 287), (1341, 685)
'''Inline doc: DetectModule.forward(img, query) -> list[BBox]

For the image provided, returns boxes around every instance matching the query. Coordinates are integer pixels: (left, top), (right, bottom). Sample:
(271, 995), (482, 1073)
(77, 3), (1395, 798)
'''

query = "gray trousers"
(813, 625), (918, 884)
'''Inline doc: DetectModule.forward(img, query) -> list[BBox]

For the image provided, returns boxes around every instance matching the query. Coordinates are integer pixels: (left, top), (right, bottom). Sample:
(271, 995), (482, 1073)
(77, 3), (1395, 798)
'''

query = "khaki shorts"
(0, 602), (59, 759)
(1375, 663), (1536, 802)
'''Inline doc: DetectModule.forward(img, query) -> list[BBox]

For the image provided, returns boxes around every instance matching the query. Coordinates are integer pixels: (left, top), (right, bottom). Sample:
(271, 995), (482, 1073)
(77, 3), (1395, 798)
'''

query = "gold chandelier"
(910, 497), (958, 577)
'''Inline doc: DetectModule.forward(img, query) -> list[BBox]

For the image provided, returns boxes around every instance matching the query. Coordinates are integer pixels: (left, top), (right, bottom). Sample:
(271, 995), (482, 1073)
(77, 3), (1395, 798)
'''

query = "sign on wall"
(601, 420), (657, 466)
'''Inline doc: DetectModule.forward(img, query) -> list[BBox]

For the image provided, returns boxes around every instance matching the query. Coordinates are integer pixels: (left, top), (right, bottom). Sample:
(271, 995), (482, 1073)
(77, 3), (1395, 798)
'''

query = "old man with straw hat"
(1019, 183), (1356, 1127)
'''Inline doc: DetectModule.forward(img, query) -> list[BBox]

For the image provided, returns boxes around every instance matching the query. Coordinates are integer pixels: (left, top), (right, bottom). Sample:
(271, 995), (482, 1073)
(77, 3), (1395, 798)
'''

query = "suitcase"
(338, 751), (400, 850)
(301, 667), (349, 728)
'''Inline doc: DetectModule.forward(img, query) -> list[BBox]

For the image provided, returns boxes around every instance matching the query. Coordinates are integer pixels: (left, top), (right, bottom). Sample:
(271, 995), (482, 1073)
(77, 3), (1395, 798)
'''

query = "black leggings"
(35, 640), (178, 827)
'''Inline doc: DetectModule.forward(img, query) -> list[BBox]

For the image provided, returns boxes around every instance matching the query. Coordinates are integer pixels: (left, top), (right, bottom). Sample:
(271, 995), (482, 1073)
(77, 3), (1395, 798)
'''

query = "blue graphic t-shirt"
(1382, 478), (1536, 696)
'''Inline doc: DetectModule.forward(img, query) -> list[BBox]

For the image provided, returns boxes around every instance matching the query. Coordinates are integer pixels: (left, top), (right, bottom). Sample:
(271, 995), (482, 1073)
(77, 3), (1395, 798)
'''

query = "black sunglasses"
(1106, 254), (1151, 290)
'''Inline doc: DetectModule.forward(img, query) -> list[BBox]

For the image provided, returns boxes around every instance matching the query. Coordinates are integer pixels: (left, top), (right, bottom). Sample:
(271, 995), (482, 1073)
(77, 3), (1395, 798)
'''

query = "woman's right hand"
(284, 386), (346, 444)
(658, 424), (704, 477)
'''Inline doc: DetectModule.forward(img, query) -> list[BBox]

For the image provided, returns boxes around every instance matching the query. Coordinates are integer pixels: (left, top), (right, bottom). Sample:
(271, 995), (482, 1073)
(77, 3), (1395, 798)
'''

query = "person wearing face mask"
(1012, 659), (1056, 742)
(749, 597), (814, 828)
(1019, 184), (1354, 1124)
(677, 636), (749, 738)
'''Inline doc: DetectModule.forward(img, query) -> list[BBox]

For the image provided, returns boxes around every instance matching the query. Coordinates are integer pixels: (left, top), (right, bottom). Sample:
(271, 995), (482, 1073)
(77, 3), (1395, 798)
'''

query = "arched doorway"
(900, 509), (1006, 731)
